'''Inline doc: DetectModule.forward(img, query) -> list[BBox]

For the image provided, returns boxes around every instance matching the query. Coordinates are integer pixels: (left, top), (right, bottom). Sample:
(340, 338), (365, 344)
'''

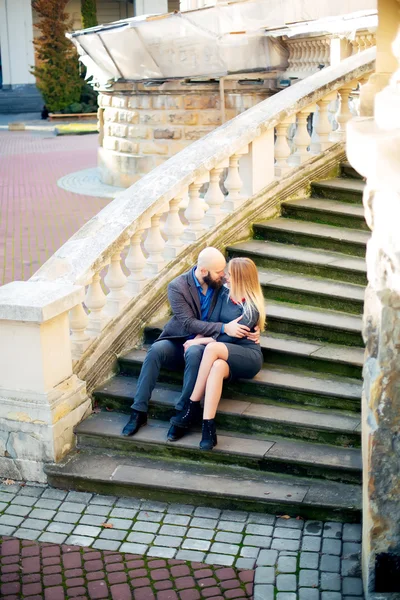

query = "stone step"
(258, 268), (365, 314)
(311, 178), (364, 204)
(253, 219), (369, 257)
(281, 197), (368, 231)
(75, 412), (362, 484)
(119, 349), (361, 411)
(144, 325), (364, 379)
(45, 451), (362, 523)
(266, 301), (363, 347)
(93, 375), (361, 447)
(340, 162), (364, 181)
(227, 240), (367, 285)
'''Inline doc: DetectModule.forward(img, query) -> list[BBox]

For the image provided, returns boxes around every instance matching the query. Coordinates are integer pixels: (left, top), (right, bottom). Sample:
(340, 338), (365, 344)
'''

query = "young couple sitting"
(122, 247), (265, 450)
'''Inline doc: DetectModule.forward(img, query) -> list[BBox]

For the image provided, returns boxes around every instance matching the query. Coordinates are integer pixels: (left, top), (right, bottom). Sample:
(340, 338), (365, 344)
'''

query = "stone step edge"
(227, 241), (367, 275)
(76, 413), (362, 474)
(258, 269), (365, 303)
(120, 351), (361, 401)
(94, 375), (361, 434)
(144, 326), (365, 368)
(267, 301), (362, 334)
(254, 219), (369, 246)
(44, 452), (362, 517)
(311, 177), (365, 191)
(282, 198), (365, 218)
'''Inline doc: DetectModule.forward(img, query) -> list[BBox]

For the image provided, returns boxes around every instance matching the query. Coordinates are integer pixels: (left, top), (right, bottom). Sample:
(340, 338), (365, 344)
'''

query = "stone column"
(0, 281), (91, 483)
(347, 22), (400, 598)
(360, 0), (400, 115)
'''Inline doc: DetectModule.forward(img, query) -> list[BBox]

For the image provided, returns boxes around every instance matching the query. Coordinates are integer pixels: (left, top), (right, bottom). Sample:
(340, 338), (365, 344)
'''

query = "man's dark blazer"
(157, 269), (224, 341)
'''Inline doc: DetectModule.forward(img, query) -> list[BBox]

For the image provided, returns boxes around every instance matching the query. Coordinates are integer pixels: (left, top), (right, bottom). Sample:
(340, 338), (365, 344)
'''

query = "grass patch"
(55, 123), (99, 135)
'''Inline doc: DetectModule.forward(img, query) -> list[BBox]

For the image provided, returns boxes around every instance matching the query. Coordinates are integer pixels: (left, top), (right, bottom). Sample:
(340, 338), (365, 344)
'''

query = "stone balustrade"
(0, 48), (375, 482)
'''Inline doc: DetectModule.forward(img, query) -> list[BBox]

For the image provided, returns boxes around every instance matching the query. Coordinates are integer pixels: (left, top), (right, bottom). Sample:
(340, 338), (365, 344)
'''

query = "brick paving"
(0, 130), (108, 285)
(0, 481), (364, 599)
(0, 536), (253, 600)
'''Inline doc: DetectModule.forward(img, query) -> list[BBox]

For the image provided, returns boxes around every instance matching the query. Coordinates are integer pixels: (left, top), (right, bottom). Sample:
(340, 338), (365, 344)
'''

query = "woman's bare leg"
(203, 359), (230, 419)
(190, 342), (228, 402)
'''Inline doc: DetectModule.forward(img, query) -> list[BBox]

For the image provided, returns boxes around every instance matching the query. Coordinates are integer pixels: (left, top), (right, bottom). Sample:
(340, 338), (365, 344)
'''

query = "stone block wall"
(97, 78), (277, 187)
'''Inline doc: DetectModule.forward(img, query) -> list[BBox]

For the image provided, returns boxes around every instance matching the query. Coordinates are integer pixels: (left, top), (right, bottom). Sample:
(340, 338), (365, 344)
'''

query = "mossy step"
(253, 219), (369, 257)
(119, 350), (361, 411)
(227, 241), (367, 285)
(267, 301), (363, 347)
(143, 324), (363, 379)
(76, 412), (361, 484)
(259, 268), (364, 314)
(93, 375), (361, 447)
(341, 162), (364, 180)
(311, 178), (364, 204)
(45, 450), (361, 522)
(281, 198), (368, 231)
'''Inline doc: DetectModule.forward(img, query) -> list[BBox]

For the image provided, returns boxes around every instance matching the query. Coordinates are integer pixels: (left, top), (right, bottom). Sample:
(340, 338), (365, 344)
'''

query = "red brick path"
(0, 537), (254, 600)
(0, 131), (108, 286)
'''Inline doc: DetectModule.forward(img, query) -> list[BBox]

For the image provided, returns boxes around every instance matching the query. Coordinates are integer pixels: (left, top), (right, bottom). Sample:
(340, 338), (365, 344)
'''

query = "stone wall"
(97, 78), (277, 187)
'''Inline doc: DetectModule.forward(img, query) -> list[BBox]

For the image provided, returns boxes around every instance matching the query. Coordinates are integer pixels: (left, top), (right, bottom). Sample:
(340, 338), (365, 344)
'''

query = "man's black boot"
(167, 424), (186, 442)
(170, 400), (202, 429)
(122, 409), (147, 436)
(199, 419), (217, 451)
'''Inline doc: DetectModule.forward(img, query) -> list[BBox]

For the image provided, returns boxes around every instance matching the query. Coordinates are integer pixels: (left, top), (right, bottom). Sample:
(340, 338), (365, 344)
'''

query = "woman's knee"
(211, 359), (229, 376)
(204, 342), (223, 358)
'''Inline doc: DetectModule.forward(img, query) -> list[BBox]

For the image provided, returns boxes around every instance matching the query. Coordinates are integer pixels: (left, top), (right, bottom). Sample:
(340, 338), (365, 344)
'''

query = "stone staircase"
(46, 162), (366, 523)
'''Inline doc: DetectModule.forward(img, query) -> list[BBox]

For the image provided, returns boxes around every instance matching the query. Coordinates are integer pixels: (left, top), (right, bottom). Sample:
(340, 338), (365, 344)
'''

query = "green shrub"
(32, 0), (83, 113)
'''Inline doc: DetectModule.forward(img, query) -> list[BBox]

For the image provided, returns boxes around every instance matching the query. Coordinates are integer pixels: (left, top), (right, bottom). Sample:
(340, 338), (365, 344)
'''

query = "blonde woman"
(172, 257), (265, 450)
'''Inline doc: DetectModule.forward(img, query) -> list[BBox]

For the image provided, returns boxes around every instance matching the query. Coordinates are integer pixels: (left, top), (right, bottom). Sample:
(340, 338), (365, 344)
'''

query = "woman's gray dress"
(209, 286), (263, 380)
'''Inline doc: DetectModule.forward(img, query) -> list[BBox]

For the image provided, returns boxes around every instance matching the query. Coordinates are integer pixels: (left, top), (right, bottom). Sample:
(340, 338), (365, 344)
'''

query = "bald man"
(122, 247), (257, 439)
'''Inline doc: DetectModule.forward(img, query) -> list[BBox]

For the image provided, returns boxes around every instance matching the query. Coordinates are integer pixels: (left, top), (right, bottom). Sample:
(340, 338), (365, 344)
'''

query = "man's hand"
(183, 339), (202, 352)
(224, 316), (250, 338)
(246, 325), (261, 344)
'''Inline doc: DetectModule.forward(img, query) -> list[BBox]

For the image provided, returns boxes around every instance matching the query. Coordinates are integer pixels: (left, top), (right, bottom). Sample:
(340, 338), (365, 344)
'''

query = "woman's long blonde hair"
(228, 257), (266, 330)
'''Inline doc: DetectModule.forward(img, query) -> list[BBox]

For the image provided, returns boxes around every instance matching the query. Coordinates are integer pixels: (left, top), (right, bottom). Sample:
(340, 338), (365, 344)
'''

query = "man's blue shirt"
(192, 267), (214, 321)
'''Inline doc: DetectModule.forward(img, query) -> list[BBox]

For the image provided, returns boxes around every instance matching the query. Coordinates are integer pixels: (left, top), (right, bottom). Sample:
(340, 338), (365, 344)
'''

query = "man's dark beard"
(204, 273), (224, 290)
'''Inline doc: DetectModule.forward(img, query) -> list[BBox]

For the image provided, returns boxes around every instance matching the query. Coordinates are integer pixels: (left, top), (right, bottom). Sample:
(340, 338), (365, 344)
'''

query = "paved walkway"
(0, 481), (364, 599)
(0, 129), (108, 286)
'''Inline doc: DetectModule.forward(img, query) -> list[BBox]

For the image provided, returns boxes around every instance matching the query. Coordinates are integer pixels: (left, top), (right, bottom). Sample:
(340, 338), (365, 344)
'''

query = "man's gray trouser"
(131, 340), (205, 413)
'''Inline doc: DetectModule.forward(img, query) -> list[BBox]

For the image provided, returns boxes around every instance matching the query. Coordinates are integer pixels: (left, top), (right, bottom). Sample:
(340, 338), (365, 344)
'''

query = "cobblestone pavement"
(0, 481), (364, 599)
(0, 130), (108, 285)
(0, 537), (253, 600)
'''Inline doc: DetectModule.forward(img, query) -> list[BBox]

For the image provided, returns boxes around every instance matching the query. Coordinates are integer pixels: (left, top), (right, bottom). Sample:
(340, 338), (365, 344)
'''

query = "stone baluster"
(312, 91), (338, 153)
(69, 302), (90, 359)
(125, 229), (148, 296)
(104, 249), (129, 316)
(300, 41), (308, 72)
(274, 116), (295, 176)
(204, 164), (228, 227)
(291, 105), (316, 165)
(164, 195), (186, 259)
(310, 40), (318, 70)
(86, 271), (110, 336)
(291, 42), (299, 72)
(144, 213), (166, 275)
(332, 83), (355, 140)
(222, 150), (247, 212)
(184, 174), (209, 241)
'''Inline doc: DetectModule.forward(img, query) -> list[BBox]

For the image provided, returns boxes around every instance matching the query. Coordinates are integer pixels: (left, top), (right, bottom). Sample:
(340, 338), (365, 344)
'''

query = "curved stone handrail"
(31, 47), (375, 289)
(0, 46), (375, 481)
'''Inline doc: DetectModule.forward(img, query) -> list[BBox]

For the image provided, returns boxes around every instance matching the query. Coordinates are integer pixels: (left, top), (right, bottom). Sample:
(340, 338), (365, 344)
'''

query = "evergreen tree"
(32, 0), (82, 113)
(81, 0), (98, 29)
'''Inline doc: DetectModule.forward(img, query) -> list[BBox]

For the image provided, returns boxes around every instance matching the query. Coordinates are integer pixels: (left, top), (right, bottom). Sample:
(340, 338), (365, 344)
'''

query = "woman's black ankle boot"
(200, 419), (217, 450)
(171, 400), (202, 429)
